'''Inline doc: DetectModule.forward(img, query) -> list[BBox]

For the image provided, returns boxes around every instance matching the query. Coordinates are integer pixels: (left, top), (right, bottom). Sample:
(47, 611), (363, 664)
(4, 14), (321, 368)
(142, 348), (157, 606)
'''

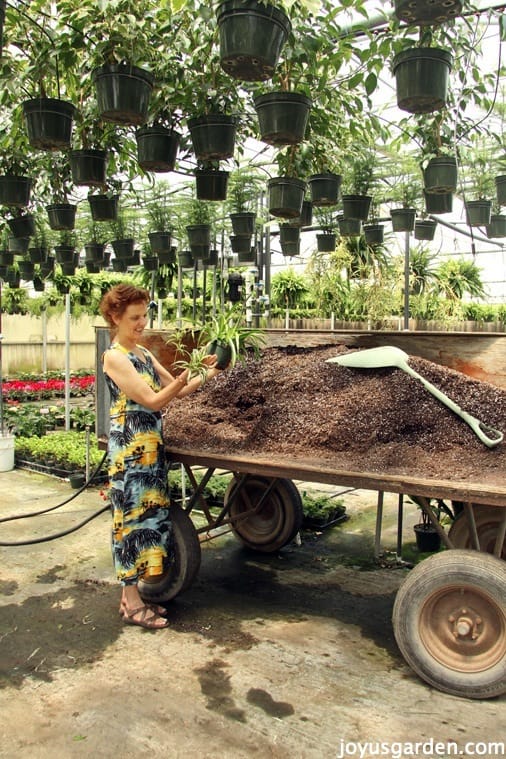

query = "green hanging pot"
(136, 126), (181, 172)
(308, 173), (342, 207)
(423, 189), (453, 214)
(92, 63), (154, 126)
(268, 176), (306, 219)
(254, 91), (311, 147)
(316, 232), (336, 252)
(0, 175), (32, 208)
(391, 207), (416, 232)
(46, 203), (77, 231)
(88, 194), (119, 222)
(22, 97), (76, 150)
(216, 0), (291, 82)
(414, 219), (437, 240)
(465, 199), (492, 228)
(486, 214), (506, 239)
(70, 149), (108, 187)
(195, 169), (229, 201)
(188, 114), (237, 161)
(423, 156), (458, 194)
(341, 194), (372, 221)
(392, 47), (453, 114)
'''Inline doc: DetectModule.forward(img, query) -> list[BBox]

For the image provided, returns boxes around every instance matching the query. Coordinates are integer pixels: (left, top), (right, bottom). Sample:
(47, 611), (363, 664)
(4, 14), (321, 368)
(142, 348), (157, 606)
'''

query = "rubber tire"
(448, 505), (506, 560)
(225, 476), (303, 553)
(393, 550), (506, 699)
(138, 504), (201, 603)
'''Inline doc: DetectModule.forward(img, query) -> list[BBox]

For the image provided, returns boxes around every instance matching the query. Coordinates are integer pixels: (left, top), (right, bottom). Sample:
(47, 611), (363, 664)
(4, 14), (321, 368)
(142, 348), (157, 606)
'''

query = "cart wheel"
(448, 505), (505, 560)
(138, 504), (201, 603)
(225, 476), (303, 553)
(393, 549), (506, 699)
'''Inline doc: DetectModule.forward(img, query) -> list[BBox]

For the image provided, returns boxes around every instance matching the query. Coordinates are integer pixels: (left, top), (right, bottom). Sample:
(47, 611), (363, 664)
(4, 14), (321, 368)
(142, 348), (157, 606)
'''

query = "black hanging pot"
(238, 248), (256, 264)
(84, 243), (106, 262)
(22, 98), (76, 150)
(268, 177), (306, 219)
(195, 169), (229, 201)
(391, 207), (416, 232)
(254, 91), (311, 147)
(40, 257), (55, 278)
(33, 275), (45, 291)
(394, 0), (462, 25)
(142, 255), (159, 271)
(178, 250), (194, 269)
(230, 234), (252, 254)
(189, 243), (210, 259)
(54, 244), (77, 264)
(17, 260), (35, 280)
(8, 236), (29, 254)
(70, 149), (108, 187)
(465, 199), (492, 228)
(85, 261), (101, 274)
(148, 231), (172, 255)
(423, 156), (458, 194)
(186, 224), (211, 248)
(28, 246), (48, 264)
(158, 247), (177, 265)
(279, 224), (300, 256)
(112, 258), (128, 272)
(486, 214), (506, 239)
(414, 219), (437, 240)
(88, 194), (119, 222)
(46, 203), (77, 231)
(289, 200), (313, 228)
(136, 126), (181, 172)
(188, 114), (237, 161)
(341, 194), (372, 221)
(61, 261), (77, 276)
(216, 0), (291, 81)
(316, 232), (336, 252)
(413, 523), (441, 552)
(230, 212), (256, 236)
(308, 173), (342, 207)
(0, 251), (14, 265)
(363, 223), (384, 246)
(92, 63), (154, 126)
(6, 269), (21, 287)
(495, 175), (506, 207)
(392, 47), (453, 114)
(338, 217), (362, 237)
(111, 238), (135, 259)
(0, 175), (32, 208)
(424, 189), (453, 214)
(7, 212), (36, 238)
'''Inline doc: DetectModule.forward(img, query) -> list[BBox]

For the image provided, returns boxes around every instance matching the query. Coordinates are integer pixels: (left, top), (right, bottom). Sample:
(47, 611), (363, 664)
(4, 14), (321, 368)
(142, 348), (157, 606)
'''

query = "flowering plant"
(2, 375), (94, 402)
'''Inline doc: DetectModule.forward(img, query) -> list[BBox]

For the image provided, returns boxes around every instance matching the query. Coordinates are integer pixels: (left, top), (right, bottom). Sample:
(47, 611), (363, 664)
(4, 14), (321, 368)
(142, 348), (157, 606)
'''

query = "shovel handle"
(403, 365), (504, 449)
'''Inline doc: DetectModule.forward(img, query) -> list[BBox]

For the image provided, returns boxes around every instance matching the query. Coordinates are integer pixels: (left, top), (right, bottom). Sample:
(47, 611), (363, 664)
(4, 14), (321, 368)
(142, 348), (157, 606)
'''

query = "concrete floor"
(0, 468), (504, 758)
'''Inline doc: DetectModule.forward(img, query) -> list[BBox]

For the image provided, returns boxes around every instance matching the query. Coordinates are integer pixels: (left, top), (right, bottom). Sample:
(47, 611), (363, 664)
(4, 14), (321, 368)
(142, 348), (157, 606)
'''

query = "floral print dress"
(103, 343), (173, 585)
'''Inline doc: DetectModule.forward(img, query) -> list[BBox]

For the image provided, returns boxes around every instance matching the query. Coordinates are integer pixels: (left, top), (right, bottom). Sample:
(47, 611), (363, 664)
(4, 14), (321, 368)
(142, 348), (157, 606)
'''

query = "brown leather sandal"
(119, 602), (168, 618)
(121, 605), (169, 629)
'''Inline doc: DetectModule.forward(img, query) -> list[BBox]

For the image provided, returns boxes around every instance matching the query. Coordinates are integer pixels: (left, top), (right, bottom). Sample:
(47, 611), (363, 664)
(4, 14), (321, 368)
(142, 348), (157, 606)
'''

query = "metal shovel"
(326, 345), (504, 448)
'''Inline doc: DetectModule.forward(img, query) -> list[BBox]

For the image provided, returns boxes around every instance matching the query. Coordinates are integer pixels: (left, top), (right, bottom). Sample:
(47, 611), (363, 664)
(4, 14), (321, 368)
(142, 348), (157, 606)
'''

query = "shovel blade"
(326, 345), (410, 369)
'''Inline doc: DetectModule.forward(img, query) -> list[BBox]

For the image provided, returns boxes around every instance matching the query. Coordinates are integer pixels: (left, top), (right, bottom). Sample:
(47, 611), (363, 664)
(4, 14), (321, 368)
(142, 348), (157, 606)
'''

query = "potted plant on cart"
(202, 305), (266, 369)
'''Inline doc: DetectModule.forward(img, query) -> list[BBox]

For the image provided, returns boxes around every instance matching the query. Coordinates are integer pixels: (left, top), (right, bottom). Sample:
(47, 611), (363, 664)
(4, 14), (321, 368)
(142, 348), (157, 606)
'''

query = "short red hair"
(99, 283), (150, 330)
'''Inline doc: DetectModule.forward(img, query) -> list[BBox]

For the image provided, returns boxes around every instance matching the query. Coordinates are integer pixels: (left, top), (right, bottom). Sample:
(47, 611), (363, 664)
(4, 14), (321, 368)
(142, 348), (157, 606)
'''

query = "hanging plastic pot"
(316, 232), (336, 252)
(136, 126), (181, 172)
(111, 238), (135, 259)
(46, 203), (77, 231)
(195, 169), (229, 201)
(142, 255), (159, 271)
(495, 175), (506, 207)
(423, 189), (453, 214)
(338, 217), (362, 237)
(216, 0), (291, 82)
(178, 250), (194, 269)
(70, 149), (107, 187)
(465, 199), (492, 228)
(423, 156), (458, 194)
(254, 91), (311, 147)
(268, 177), (306, 218)
(289, 200), (313, 228)
(22, 97), (75, 150)
(486, 214), (506, 239)
(392, 47), (453, 114)
(363, 223), (384, 246)
(230, 212), (256, 236)
(186, 224), (211, 248)
(55, 245), (77, 264)
(148, 231), (172, 255)
(17, 260), (35, 280)
(157, 246), (177, 265)
(92, 63), (154, 126)
(341, 194), (372, 221)
(414, 219), (437, 240)
(0, 175), (32, 207)
(88, 194), (119, 222)
(8, 236), (29, 254)
(28, 246), (48, 264)
(188, 114), (237, 161)
(230, 235), (252, 254)
(279, 224), (300, 256)
(391, 207), (416, 232)
(7, 213), (35, 238)
(394, 0), (463, 26)
(308, 173), (341, 207)
(84, 243), (106, 262)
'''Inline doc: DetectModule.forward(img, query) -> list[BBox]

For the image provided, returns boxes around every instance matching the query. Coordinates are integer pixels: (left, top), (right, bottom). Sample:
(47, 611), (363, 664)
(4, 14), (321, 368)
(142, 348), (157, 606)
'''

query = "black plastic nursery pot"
(423, 189), (453, 214)
(195, 169), (229, 201)
(18, 260), (35, 280)
(136, 126), (181, 172)
(46, 203), (77, 231)
(423, 156), (458, 194)
(92, 63), (154, 126)
(8, 236), (29, 254)
(157, 246), (177, 265)
(341, 194), (372, 221)
(28, 246), (48, 264)
(316, 232), (336, 252)
(230, 212), (256, 236)
(178, 250), (194, 269)
(142, 255), (159, 271)
(279, 223), (300, 256)
(54, 244), (77, 264)
(363, 223), (384, 246)
(188, 114), (237, 161)
(84, 243), (106, 263)
(88, 194), (119, 222)
(70, 149), (108, 187)
(254, 91), (311, 147)
(186, 224), (211, 248)
(7, 213), (35, 238)
(394, 0), (462, 26)
(338, 217), (362, 237)
(486, 214), (506, 239)
(413, 523), (441, 552)
(0, 175), (32, 208)
(495, 175), (506, 207)
(22, 97), (76, 150)
(391, 207), (416, 233)
(414, 219), (437, 240)
(111, 238), (135, 260)
(230, 234), (252, 254)
(216, 0), (291, 81)
(289, 200), (313, 228)
(308, 173), (341, 207)
(465, 199), (492, 228)
(0, 251), (14, 265)
(148, 231), (172, 255)
(268, 177), (306, 219)
(393, 47), (453, 114)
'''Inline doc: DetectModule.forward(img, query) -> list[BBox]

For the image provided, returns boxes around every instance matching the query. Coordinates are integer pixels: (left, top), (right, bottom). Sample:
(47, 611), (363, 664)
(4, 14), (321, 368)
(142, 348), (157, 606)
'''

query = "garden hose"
(0, 450), (109, 546)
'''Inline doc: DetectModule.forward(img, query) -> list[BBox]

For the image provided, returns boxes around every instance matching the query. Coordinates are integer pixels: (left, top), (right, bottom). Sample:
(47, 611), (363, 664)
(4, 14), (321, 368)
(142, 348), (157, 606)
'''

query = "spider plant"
(203, 306), (265, 369)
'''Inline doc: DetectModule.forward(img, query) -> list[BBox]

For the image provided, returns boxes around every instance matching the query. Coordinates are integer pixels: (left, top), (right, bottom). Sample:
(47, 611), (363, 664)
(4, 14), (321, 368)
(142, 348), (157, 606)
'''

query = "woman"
(99, 283), (221, 629)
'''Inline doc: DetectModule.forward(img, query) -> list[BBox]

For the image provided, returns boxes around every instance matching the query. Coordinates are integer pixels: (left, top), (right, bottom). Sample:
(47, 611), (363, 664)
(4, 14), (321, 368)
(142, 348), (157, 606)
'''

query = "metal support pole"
(403, 230), (410, 331)
(374, 491), (384, 560)
(64, 292), (71, 431)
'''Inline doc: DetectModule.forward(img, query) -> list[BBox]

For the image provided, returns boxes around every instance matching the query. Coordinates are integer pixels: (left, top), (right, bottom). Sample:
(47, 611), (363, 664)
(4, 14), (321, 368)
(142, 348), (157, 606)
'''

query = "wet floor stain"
(36, 564), (67, 583)
(0, 581), (18, 596)
(246, 687), (294, 718)
(194, 658), (246, 723)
